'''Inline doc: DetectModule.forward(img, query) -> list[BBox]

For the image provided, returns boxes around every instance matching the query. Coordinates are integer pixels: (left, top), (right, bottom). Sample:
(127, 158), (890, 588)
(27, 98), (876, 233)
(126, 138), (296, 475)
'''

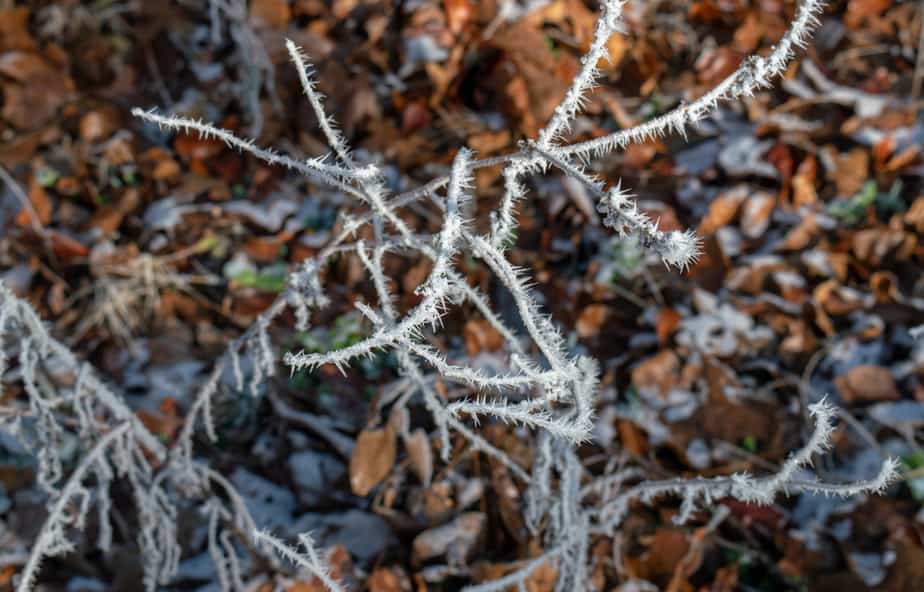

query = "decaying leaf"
(835, 365), (900, 404)
(350, 424), (397, 496)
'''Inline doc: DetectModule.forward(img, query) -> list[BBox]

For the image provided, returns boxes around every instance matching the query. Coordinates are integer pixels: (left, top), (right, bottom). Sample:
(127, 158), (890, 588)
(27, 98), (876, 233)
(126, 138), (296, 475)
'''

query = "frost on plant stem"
(1, 0), (900, 590)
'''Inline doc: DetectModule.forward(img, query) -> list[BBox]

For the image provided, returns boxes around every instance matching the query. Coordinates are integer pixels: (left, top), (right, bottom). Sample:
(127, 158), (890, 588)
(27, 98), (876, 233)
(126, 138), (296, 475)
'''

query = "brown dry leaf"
(606, 33), (628, 66)
(852, 228), (915, 265)
(618, 419), (649, 456)
(403, 428), (433, 487)
(740, 192), (775, 239)
(79, 107), (120, 142)
(174, 132), (225, 161)
(0, 51), (74, 129)
(778, 214), (818, 252)
(367, 567), (405, 592)
(870, 271), (898, 303)
(830, 147), (869, 197)
(490, 22), (574, 136)
(444, 0), (471, 35)
(885, 145), (920, 172)
(575, 304), (608, 339)
(791, 155), (818, 207)
(626, 528), (691, 583)
(698, 186), (747, 234)
(468, 130), (511, 153)
(845, 0), (892, 29)
(14, 180), (52, 228)
(0, 8), (36, 52)
(780, 320), (817, 356)
(905, 197), (924, 233)
(835, 365), (900, 404)
(412, 512), (485, 564)
(524, 559), (558, 592)
(695, 46), (741, 85)
(813, 279), (869, 336)
(632, 350), (681, 399)
(350, 424), (396, 496)
(656, 308), (682, 345)
(732, 12), (763, 53)
(286, 545), (355, 591)
(873, 135), (897, 170)
(250, 0), (291, 28)
(464, 319), (504, 355)
(136, 402), (182, 442)
(49, 230), (89, 263)
(402, 259), (432, 293)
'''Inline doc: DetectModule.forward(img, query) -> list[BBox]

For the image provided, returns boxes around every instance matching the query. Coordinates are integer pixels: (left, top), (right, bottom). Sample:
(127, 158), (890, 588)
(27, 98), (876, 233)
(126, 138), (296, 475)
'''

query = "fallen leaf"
(412, 512), (485, 564)
(656, 308), (682, 345)
(350, 424), (396, 496)
(0, 50), (74, 129)
(14, 180), (51, 227)
(835, 365), (900, 404)
(739, 192), (775, 239)
(632, 350), (682, 399)
(698, 185), (747, 234)
(403, 428), (433, 487)
(464, 319), (504, 355)
(367, 567), (405, 592)
(444, 0), (471, 35)
(250, 0), (291, 28)
(575, 304), (608, 339)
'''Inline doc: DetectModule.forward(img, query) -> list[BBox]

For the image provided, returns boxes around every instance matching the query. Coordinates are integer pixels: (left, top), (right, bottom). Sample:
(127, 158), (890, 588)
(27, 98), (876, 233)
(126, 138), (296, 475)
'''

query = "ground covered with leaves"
(1, 0), (923, 590)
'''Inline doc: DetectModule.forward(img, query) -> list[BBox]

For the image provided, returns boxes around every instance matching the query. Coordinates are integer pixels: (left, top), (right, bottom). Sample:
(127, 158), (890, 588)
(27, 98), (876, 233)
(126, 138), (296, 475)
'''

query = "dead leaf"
(79, 107), (119, 141)
(0, 8), (36, 52)
(350, 424), (396, 496)
(791, 155), (818, 208)
(412, 512), (485, 564)
(250, 0), (291, 28)
(403, 428), (433, 487)
(740, 192), (775, 239)
(732, 12), (763, 53)
(444, 0), (471, 35)
(0, 50), (74, 129)
(576, 304), (608, 339)
(367, 568), (405, 592)
(870, 271), (898, 303)
(632, 350), (682, 399)
(778, 214), (818, 252)
(845, 0), (892, 29)
(626, 528), (690, 583)
(835, 365), (900, 404)
(464, 319), (504, 355)
(14, 179), (51, 227)
(656, 308), (682, 345)
(698, 186), (747, 234)
(830, 147), (869, 197)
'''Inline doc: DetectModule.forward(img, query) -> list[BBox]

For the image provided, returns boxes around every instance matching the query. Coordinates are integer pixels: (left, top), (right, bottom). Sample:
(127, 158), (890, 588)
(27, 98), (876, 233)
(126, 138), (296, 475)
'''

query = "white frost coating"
(5, 1), (897, 591)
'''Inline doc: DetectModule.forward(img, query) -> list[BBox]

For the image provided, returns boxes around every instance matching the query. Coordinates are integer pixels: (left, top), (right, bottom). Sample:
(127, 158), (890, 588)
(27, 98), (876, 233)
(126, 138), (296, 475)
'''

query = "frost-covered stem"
(286, 39), (356, 167)
(17, 423), (131, 592)
(559, 0), (826, 159)
(591, 400), (899, 529)
(469, 233), (570, 376)
(448, 398), (591, 444)
(0, 284), (165, 460)
(173, 296), (288, 462)
(461, 546), (564, 592)
(284, 151), (472, 373)
(132, 109), (377, 191)
(254, 531), (347, 592)
(538, 0), (625, 148)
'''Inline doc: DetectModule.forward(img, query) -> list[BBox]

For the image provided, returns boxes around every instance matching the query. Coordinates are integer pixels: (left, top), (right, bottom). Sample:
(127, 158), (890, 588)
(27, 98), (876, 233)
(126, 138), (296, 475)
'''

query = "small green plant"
(901, 451), (924, 502)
